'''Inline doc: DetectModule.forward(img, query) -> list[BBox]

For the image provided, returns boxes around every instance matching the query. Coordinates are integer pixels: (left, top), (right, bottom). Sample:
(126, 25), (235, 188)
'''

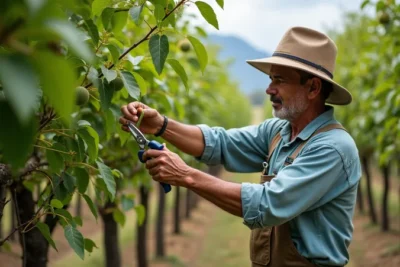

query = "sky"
(186, 0), (365, 53)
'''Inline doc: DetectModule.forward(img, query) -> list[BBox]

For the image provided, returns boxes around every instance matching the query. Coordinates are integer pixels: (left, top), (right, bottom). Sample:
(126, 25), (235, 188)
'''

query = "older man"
(120, 27), (361, 266)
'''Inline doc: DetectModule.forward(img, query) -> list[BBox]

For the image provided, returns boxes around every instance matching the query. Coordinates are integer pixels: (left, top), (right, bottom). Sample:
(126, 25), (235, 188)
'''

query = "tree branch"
(12, 187), (27, 267)
(0, 164), (12, 223)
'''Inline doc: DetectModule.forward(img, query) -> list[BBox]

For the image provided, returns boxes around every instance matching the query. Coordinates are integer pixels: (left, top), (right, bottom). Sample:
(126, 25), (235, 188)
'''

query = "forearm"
(160, 119), (205, 157)
(183, 169), (243, 217)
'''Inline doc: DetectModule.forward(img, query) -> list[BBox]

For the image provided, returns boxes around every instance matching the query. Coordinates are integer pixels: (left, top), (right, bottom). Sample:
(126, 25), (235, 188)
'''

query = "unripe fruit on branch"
(178, 39), (191, 52)
(75, 86), (89, 106)
(378, 12), (390, 24)
(110, 77), (124, 91)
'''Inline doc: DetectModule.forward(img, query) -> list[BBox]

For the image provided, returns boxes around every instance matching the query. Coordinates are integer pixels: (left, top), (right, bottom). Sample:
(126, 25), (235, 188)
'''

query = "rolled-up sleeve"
(196, 119), (284, 173)
(241, 144), (349, 229)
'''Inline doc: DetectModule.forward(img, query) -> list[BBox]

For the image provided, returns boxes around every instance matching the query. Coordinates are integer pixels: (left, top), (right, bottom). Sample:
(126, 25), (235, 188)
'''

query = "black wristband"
(154, 115), (168, 137)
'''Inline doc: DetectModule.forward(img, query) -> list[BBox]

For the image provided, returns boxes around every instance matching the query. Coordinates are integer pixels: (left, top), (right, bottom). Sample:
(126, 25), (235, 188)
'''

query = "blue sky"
(187, 0), (365, 53)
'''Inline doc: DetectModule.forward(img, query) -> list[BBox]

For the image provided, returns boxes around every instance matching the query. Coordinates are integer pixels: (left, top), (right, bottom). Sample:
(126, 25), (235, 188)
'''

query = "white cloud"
(185, 0), (363, 53)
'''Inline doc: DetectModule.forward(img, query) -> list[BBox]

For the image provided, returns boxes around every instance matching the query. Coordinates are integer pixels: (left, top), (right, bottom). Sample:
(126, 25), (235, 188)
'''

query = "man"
(120, 27), (361, 266)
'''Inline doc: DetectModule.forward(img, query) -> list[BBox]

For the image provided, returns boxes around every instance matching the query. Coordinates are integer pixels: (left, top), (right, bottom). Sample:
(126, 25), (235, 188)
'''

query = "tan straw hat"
(247, 26), (352, 105)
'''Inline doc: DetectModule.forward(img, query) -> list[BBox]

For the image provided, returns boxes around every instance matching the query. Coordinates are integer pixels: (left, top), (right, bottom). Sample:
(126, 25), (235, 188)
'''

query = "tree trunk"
(185, 189), (191, 219)
(173, 186), (181, 234)
(100, 201), (121, 267)
(381, 164), (390, 231)
(13, 183), (60, 267)
(361, 156), (377, 224)
(0, 163), (11, 224)
(75, 195), (82, 218)
(155, 185), (166, 258)
(137, 186), (149, 267)
(356, 180), (364, 213)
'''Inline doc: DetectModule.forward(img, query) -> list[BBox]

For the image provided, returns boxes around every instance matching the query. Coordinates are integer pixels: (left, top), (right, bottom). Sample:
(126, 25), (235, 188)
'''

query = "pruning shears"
(127, 122), (172, 193)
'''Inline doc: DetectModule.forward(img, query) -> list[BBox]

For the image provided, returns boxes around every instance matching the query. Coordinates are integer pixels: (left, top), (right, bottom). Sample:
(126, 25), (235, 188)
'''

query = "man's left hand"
(143, 145), (193, 186)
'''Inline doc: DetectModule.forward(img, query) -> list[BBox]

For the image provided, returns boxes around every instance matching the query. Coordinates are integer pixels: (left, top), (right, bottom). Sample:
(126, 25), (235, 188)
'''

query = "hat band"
(273, 52), (333, 79)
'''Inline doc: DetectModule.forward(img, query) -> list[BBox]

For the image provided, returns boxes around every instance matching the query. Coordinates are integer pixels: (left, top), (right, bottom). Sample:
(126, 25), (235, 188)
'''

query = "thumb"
(163, 143), (170, 151)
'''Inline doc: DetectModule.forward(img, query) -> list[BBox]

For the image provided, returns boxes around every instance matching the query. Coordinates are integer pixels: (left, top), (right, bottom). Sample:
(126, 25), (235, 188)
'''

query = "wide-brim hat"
(247, 27), (352, 105)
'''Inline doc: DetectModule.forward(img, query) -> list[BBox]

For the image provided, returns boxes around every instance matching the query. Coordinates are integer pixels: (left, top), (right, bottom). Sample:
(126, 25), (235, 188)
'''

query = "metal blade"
(127, 122), (148, 148)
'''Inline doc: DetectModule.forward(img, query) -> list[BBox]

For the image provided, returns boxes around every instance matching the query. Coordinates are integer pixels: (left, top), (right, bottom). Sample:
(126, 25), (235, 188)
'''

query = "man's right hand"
(119, 101), (164, 135)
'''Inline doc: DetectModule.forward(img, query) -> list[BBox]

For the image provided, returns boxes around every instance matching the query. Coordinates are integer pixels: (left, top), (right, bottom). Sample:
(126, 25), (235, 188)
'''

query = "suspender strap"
(284, 123), (346, 165)
(266, 132), (282, 163)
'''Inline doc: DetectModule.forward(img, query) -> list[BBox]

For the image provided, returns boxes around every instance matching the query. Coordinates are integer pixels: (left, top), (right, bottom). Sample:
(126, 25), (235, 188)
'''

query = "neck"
(289, 104), (326, 140)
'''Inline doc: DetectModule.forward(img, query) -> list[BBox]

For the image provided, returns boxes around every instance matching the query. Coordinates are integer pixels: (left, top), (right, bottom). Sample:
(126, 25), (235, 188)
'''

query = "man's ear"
(308, 78), (322, 99)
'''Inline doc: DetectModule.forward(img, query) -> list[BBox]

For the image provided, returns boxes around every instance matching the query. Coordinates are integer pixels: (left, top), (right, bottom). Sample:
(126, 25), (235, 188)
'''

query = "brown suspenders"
(264, 123), (346, 173)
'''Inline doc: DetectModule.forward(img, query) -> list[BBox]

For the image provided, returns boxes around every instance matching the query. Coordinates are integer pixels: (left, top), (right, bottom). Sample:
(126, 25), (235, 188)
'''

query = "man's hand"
(119, 101), (164, 135)
(144, 145), (194, 186)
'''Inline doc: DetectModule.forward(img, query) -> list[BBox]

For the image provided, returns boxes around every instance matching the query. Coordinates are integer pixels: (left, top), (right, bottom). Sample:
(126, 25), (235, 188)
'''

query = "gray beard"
(272, 92), (308, 121)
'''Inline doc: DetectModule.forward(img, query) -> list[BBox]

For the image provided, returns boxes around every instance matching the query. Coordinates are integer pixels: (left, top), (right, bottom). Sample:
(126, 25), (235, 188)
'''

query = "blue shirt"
(197, 106), (361, 266)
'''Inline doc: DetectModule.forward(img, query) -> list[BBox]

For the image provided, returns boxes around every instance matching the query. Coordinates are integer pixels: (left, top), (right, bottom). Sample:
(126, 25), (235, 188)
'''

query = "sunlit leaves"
(92, 0), (112, 16)
(77, 125), (99, 163)
(102, 7), (115, 30)
(50, 199), (64, 209)
(0, 54), (40, 124)
(129, 5), (144, 25)
(64, 225), (85, 260)
(120, 71), (140, 99)
(96, 160), (116, 201)
(132, 72), (147, 95)
(216, 0), (224, 9)
(154, 4), (165, 27)
(187, 36), (208, 73)
(135, 204), (146, 226)
(98, 78), (114, 111)
(149, 34), (169, 75)
(195, 1), (219, 30)
(167, 59), (188, 90)
(84, 238), (98, 253)
(113, 208), (126, 226)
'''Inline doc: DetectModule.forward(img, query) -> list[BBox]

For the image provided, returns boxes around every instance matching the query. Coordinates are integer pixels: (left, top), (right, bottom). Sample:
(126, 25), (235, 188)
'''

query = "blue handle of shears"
(138, 140), (172, 194)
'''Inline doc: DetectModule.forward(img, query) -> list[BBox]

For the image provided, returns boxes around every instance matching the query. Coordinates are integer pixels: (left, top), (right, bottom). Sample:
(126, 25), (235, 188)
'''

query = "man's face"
(266, 65), (310, 121)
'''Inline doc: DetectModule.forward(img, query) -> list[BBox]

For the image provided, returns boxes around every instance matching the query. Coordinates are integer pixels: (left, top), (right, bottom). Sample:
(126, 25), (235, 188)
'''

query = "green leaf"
(84, 19), (99, 45)
(113, 208), (126, 227)
(149, 34), (169, 75)
(75, 168), (90, 194)
(46, 148), (64, 173)
(101, 7), (115, 31)
(162, 3), (176, 27)
(121, 195), (134, 211)
(63, 172), (76, 193)
(98, 79), (114, 111)
(135, 204), (146, 226)
(50, 199), (64, 209)
(46, 20), (94, 64)
(96, 161), (116, 201)
(82, 194), (98, 221)
(84, 238), (98, 253)
(101, 66), (117, 83)
(132, 72), (147, 95)
(187, 36), (208, 73)
(195, 1), (219, 30)
(74, 216), (83, 226)
(36, 222), (58, 251)
(120, 71), (140, 99)
(0, 101), (36, 169)
(361, 0), (370, 9)
(107, 44), (119, 64)
(167, 59), (188, 90)
(64, 225), (85, 260)
(0, 54), (40, 124)
(216, 0), (224, 9)
(111, 10), (127, 33)
(105, 109), (116, 140)
(53, 175), (68, 203)
(77, 126), (99, 163)
(33, 51), (75, 125)
(92, 0), (112, 16)
(129, 5), (143, 25)
(55, 209), (75, 226)
(154, 4), (165, 26)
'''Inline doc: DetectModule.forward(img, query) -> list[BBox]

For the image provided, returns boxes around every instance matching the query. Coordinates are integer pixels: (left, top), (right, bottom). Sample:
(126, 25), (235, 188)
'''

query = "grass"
(195, 171), (259, 267)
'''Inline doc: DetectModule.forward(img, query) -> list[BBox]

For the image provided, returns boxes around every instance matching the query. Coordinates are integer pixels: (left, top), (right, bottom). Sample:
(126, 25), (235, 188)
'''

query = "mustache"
(270, 95), (282, 104)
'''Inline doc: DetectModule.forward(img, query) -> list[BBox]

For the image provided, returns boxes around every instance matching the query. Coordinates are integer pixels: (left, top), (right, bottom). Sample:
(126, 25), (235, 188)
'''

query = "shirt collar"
(280, 106), (336, 143)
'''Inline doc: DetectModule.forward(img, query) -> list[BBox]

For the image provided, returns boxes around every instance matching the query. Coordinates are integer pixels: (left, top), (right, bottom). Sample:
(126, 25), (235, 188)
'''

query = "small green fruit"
(378, 12), (390, 24)
(178, 39), (191, 52)
(75, 86), (90, 106)
(110, 77), (124, 91)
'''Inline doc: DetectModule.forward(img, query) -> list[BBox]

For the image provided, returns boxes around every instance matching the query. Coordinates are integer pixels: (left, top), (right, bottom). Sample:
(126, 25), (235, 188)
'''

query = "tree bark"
(100, 201), (121, 267)
(361, 156), (377, 224)
(155, 185), (166, 258)
(381, 164), (390, 231)
(137, 185), (149, 267)
(13, 183), (60, 267)
(356, 180), (364, 213)
(0, 164), (12, 223)
(173, 186), (181, 234)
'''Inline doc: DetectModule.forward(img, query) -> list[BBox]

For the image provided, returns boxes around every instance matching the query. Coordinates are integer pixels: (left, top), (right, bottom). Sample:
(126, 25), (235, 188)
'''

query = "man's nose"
(266, 86), (277, 95)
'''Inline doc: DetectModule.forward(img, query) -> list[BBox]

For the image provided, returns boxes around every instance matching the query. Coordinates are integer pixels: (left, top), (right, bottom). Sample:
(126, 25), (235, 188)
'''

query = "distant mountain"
(206, 34), (271, 95)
